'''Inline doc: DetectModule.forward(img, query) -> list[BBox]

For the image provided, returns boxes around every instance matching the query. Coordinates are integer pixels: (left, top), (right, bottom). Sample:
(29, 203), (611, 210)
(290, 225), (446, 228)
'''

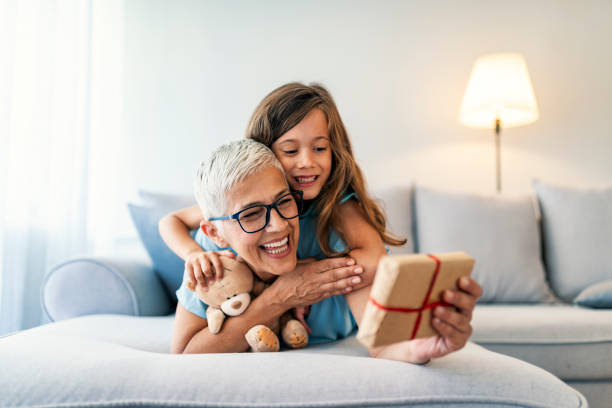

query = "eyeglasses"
(208, 191), (303, 233)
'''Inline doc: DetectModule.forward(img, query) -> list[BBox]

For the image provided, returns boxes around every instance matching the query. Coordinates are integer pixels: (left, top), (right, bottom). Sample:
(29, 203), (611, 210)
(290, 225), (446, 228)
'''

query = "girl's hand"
(270, 257), (364, 309)
(407, 276), (483, 363)
(184, 249), (236, 291)
(293, 306), (311, 334)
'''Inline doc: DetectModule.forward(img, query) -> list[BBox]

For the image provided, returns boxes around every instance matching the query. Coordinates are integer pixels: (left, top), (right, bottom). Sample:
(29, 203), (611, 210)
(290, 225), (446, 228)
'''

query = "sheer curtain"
(0, 0), (92, 334)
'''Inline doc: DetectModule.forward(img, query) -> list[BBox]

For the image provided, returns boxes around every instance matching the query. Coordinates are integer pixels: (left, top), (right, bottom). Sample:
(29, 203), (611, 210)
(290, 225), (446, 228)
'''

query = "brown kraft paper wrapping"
(357, 252), (475, 348)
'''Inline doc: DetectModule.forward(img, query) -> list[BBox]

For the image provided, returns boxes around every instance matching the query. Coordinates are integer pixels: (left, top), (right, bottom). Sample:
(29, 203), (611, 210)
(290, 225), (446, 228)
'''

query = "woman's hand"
(270, 257), (364, 309)
(184, 249), (236, 291)
(405, 276), (483, 363)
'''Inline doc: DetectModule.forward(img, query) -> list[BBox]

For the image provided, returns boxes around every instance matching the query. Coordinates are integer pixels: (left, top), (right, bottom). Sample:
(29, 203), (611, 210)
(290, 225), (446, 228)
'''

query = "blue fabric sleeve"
(328, 228), (347, 254)
(193, 229), (237, 256)
(340, 191), (357, 204)
(176, 283), (208, 319)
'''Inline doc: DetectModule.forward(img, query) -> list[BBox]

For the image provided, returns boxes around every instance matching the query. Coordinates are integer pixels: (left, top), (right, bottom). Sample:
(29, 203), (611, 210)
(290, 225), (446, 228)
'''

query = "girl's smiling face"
(271, 108), (332, 201)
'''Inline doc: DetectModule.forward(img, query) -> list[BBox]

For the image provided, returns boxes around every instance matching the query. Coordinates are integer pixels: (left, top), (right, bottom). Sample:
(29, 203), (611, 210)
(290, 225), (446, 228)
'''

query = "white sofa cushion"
(413, 187), (555, 303)
(472, 304), (612, 379)
(0, 315), (586, 408)
(533, 180), (612, 301)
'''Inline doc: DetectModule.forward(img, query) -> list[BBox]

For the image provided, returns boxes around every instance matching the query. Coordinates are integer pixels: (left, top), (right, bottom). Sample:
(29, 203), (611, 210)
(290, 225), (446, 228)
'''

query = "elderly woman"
(171, 139), (364, 354)
(171, 139), (479, 364)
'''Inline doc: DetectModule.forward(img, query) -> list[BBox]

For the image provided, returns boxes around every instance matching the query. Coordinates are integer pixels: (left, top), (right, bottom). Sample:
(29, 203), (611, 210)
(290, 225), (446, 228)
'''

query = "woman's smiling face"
(207, 165), (299, 280)
(271, 108), (332, 201)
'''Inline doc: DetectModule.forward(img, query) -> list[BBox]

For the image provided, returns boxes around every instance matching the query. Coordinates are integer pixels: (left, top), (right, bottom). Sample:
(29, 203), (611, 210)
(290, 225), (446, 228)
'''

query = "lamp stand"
(495, 117), (501, 193)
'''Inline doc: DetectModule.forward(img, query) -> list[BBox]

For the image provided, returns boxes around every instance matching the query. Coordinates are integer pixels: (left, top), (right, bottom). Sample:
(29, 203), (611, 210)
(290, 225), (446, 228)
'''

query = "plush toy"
(187, 256), (309, 352)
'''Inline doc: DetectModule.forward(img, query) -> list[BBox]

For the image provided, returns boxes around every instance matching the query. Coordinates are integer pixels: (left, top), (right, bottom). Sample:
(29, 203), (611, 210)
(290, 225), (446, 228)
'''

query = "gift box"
(357, 252), (475, 348)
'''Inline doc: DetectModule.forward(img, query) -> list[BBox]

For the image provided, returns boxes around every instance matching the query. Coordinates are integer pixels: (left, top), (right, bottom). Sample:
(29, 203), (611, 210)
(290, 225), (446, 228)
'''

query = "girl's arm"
(170, 257), (363, 354)
(159, 205), (233, 288)
(159, 205), (202, 260)
(335, 200), (387, 324)
(336, 200), (482, 364)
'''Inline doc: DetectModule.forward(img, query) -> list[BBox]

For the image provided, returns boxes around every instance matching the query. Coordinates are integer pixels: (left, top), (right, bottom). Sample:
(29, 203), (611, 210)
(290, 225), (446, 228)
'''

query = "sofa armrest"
(41, 257), (174, 322)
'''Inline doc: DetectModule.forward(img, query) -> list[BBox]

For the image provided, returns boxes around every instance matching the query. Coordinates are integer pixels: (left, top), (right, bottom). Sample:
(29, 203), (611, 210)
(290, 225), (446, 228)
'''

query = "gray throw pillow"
(533, 181), (612, 301)
(414, 187), (556, 303)
(372, 184), (415, 255)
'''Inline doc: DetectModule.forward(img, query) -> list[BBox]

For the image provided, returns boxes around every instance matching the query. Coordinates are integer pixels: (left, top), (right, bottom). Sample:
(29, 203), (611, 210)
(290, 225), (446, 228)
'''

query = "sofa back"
(131, 183), (612, 306)
(373, 181), (612, 305)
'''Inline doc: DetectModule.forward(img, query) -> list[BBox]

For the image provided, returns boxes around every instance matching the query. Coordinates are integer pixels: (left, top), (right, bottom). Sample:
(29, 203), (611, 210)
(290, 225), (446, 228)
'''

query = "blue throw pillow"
(574, 280), (612, 308)
(128, 203), (198, 303)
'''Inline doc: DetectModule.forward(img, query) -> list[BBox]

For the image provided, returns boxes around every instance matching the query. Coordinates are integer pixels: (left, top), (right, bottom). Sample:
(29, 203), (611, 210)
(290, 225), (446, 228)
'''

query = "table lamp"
(459, 53), (539, 192)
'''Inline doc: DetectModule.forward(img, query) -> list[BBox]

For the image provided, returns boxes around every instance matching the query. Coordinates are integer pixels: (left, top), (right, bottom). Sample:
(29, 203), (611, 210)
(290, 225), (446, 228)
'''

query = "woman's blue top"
(176, 192), (358, 345)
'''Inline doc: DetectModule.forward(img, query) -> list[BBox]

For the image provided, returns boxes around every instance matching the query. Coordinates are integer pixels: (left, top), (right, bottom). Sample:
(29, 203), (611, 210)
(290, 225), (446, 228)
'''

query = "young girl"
(161, 83), (481, 361)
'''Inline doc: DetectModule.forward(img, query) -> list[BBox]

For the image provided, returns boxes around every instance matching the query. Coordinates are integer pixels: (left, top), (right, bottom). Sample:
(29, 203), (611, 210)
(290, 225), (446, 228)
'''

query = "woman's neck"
(252, 268), (277, 283)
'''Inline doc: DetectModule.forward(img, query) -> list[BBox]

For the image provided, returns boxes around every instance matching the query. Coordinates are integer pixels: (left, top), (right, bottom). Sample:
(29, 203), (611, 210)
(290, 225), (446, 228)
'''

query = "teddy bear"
(187, 256), (309, 352)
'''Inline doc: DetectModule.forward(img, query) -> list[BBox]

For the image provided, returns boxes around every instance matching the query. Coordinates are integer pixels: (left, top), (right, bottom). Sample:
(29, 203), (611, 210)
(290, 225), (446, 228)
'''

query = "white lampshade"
(459, 53), (539, 128)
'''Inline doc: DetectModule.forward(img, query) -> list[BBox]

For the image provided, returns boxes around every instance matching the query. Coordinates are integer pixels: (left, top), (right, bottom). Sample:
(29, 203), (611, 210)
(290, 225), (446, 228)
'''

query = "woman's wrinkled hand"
(184, 249), (236, 291)
(270, 257), (364, 309)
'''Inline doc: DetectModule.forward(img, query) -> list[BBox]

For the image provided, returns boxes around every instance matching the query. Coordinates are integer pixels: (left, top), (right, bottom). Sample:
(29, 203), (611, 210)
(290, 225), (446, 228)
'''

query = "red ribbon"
(369, 254), (448, 340)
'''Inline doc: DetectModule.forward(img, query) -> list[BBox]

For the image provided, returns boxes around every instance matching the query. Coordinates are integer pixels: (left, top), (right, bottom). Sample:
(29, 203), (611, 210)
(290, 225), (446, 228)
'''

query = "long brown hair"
(246, 82), (406, 256)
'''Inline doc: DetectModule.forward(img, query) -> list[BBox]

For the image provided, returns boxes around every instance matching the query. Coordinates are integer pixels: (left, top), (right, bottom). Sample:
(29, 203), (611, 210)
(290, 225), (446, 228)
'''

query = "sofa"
(1, 181), (611, 407)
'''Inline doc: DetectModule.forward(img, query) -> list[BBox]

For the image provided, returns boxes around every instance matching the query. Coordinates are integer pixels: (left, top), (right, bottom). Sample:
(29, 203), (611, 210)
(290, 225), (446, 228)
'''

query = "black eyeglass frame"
(208, 190), (303, 233)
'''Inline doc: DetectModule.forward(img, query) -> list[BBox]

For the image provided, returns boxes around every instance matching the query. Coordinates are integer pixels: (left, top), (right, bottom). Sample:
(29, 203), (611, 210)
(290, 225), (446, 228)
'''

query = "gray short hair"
(194, 139), (284, 219)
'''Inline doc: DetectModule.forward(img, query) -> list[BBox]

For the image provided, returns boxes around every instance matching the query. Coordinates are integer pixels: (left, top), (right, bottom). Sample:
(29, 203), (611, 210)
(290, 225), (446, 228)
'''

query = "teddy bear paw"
(282, 319), (309, 349)
(245, 325), (279, 352)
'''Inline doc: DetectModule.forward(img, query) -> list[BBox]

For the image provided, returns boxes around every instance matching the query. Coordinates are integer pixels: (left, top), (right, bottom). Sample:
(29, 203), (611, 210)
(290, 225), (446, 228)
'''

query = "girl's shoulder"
(300, 189), (358, 219)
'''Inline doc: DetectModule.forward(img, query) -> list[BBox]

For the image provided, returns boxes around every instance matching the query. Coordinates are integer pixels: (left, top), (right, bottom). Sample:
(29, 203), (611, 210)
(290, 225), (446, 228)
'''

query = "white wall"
(91, 0), (612, 239)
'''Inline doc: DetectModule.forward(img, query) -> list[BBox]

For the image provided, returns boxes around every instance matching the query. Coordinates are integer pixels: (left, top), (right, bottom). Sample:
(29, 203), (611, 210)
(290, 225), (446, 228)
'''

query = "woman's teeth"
(261, 236), (289, 254)
(296, 176), (316, 183)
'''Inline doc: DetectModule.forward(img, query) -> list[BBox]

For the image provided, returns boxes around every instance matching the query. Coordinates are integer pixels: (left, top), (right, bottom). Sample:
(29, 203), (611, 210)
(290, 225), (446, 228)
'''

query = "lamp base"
(495, 118), (501, 193)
